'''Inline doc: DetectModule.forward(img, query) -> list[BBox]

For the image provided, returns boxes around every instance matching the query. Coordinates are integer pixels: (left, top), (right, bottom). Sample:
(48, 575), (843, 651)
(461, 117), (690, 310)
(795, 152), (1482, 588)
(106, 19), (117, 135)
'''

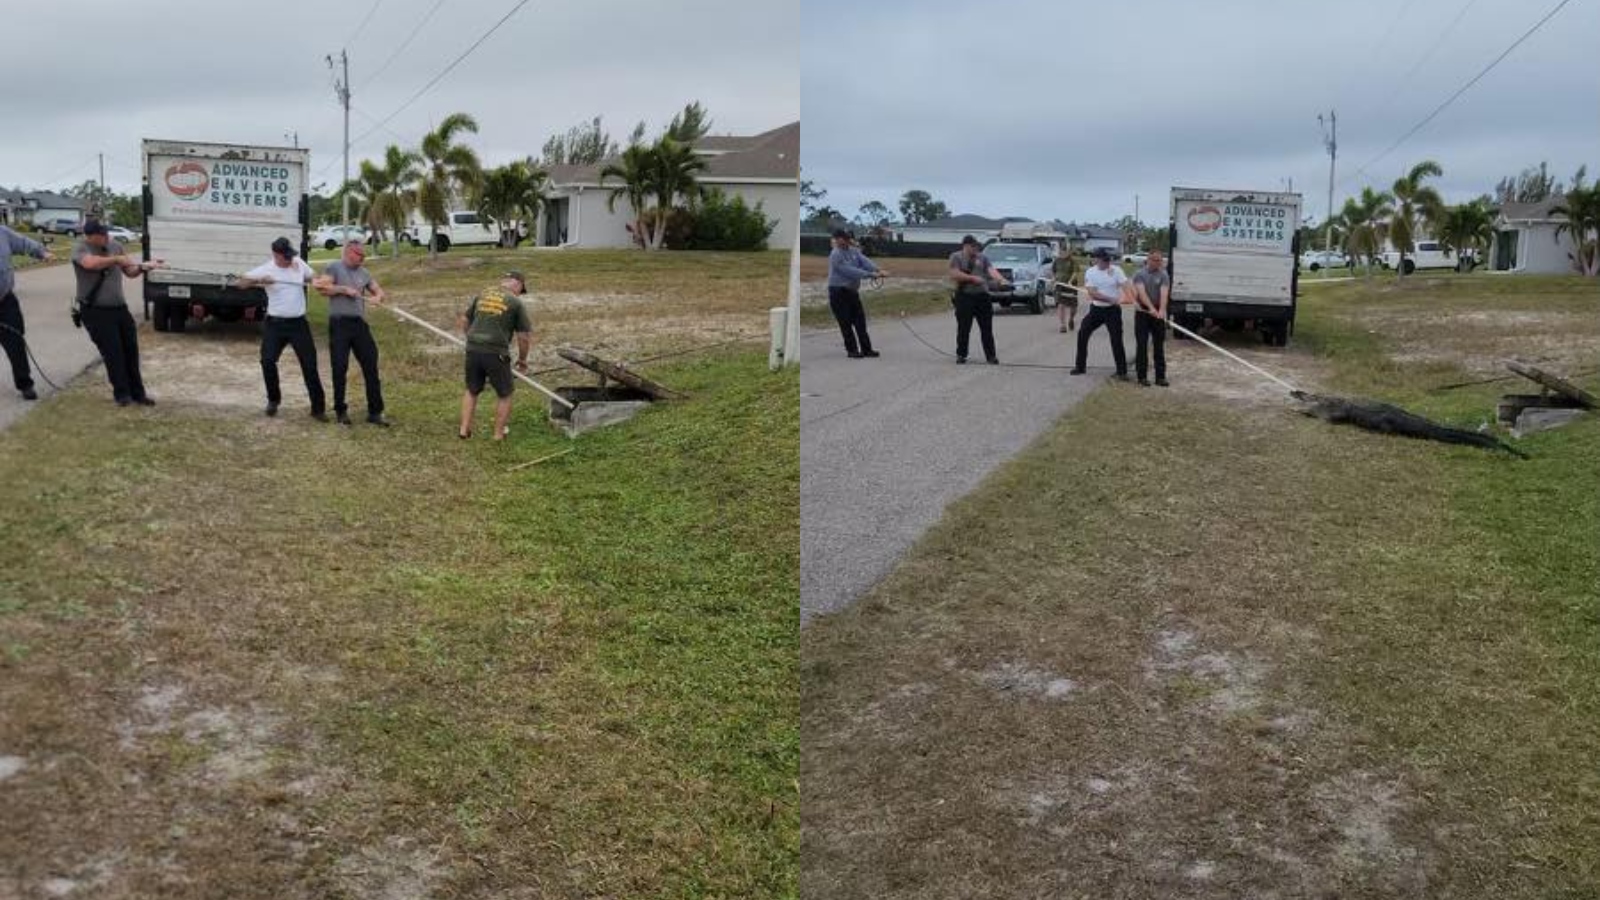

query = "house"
(20, 191), (88, 228)
(0, 189), (20, 227)
(1490, 195), (1587, 274)
(538, 121), (798, 249)
(892, 213), (1020, 246)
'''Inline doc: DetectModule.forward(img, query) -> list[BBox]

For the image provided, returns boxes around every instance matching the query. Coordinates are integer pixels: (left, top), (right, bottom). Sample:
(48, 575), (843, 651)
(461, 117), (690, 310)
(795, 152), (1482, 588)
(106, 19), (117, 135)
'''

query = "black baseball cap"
(82, 220), (108, 236)
(1091, 246), (1113, 260)
(961, 234), (980, 247)
(271, 236), (297, 258)
(503, 270), (526, 286)
(831, 228), (854, 240)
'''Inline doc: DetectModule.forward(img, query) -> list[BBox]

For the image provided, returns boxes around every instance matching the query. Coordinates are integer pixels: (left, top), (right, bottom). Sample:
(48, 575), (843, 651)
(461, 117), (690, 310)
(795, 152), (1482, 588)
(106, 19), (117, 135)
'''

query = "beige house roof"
(546, 122), (799, 188)
(1497, 195), (1569, 223)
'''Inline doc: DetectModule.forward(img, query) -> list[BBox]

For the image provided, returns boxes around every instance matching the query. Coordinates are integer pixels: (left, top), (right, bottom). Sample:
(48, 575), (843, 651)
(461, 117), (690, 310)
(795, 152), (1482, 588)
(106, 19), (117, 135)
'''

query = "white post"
(783, 226), (801, 367)
(769, 307), (788, 370)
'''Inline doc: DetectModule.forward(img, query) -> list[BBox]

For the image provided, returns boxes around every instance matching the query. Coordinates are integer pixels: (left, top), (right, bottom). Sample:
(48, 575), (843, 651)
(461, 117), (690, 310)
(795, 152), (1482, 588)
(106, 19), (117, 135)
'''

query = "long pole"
(1321, 109), (1337, 252)
(784, 224), (801, 367)
(340, 49), (351, 229)
(384, 304), (576, 409)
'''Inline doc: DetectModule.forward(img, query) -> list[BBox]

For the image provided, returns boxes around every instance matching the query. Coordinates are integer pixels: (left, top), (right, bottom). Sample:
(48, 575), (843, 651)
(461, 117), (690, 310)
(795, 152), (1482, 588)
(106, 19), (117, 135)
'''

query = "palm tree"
(1339, 187), (1394, 279)
(338, 161), (390, 250)
(416, 113), (484, 257)
(1387, 160), (1446, 277)
(1435, 199), (1495, 271)
(643, 137), (706, 250)
(599, 143), (656, 248)
(478, 159), (548, 248)
(1550, 181), (1600, 276)
(373, 144), (422, 259)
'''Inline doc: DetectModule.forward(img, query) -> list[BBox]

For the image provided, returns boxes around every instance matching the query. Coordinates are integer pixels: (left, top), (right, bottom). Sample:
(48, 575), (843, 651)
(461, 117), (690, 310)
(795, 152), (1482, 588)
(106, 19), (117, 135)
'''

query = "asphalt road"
(0, 262), (102, 431)
(800, 301), (1135, 622)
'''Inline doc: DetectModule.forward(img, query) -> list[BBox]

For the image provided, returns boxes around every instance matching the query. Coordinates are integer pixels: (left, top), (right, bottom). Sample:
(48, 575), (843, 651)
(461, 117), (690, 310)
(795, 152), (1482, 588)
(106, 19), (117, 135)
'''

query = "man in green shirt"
(457, 271), (533, 441)
(1052, 248), (1081, 333)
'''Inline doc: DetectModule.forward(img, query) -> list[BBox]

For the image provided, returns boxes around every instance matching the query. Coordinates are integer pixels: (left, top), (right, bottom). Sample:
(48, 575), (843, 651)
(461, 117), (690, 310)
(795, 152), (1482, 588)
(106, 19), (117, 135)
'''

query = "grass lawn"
(0, 250), (797, 898)
(802, 274), (1600, 898)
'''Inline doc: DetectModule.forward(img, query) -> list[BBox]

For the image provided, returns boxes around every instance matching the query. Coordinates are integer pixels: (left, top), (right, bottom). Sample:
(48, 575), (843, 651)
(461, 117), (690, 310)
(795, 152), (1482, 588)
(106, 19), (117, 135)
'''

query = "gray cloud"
(6, 0), (797, 195)
(801, 0), (1598, 226)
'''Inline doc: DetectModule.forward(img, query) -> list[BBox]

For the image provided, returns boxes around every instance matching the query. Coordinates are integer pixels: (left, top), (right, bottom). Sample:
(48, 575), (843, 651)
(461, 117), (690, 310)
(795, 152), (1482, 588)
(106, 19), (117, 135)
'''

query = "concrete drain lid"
(550, 347), (683, 437)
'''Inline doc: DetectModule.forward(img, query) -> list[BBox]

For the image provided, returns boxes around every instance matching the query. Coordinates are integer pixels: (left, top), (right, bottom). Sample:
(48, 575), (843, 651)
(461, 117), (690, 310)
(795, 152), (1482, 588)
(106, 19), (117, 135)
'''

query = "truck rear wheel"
(432, 235), (451, 253)
(1401, 259), (1416, 275)
(1028, 292), (1044, 314)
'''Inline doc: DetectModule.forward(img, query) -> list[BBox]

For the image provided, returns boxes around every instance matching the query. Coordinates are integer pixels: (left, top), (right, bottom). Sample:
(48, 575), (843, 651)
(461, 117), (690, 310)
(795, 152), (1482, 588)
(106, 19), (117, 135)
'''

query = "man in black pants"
(947, 235), (1009, 364)
(1131, 249), (1171, 387)
(1070, 247), (1130, 380)
(313, 238), (389, 425)
(826, 229), (886, 358)
(72, 221), (165, 406)
(234, 237), (327, 420)
(1, 224), (54, 400)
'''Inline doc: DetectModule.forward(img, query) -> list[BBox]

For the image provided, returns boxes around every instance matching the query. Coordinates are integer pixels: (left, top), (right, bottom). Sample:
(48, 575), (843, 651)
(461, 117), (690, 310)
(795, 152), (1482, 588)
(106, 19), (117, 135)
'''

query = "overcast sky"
(801, 0), (1598, 227)
(6, 0), (796, 197)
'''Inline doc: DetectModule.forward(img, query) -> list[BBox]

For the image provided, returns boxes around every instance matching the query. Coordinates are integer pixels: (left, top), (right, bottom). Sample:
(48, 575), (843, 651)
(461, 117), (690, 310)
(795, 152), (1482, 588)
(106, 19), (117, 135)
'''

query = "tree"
(541, 116), (619, 166)
(478, 159), (548, 248)
(599, 143), (655, 248)
(664, 101), (712, 143)
(800, 177), (827, 218)
(416, 113), (484, 257)
(1434, 199), (1495, 267)
(338, 161), (391, 249)
(1387, 160), (1445, 278)
(1339, 186), (1395, 279)
(62, 179), (116, 220)
(856, 200), (892, 227)
(898, 189), (948, 224)
(627, 120), (648, 148)
(1550, 175), (1600, 276)
(372, 144), (422, 259)
(1493, 161), (1561, 205)
(643, 137), (707, 250)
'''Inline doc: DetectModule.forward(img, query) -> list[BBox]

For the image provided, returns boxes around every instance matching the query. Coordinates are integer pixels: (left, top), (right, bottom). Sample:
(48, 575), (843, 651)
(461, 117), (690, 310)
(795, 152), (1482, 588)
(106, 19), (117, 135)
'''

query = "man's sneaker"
(366, 414), (391, 427)
(1059, 325), (1069, 333)
(956, 356), (968, 364)
(986, 358), (999, 365)
(311, 411), (330, 423)
(115, 397), (132, 407)
(336, 412), (353, 426)
(847, 351), (863, 359)
(134, 397), (156, 406)
(1113, 372), (1131, 382)
(265, 401), (279, 417)
(1068, 368), (1085, 375)
(1138, 379), (1151, 387)
(862, 350), (880, 358)
(20, 387), (37, 401)
(1155, 378), (1170, 387)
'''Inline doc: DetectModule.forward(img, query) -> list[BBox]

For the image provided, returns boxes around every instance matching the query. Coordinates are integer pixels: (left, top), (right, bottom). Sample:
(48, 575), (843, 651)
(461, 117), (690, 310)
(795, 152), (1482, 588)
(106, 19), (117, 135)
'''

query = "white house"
(0, 190), (86, 228)
(891, 214), (1014, 246)
(1490, 196), (1588, 274)
(538, 122), (798, 249)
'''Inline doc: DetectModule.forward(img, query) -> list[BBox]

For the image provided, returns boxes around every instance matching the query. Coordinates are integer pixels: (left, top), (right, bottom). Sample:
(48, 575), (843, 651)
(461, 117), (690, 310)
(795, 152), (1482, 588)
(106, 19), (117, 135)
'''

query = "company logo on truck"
(1186, 205), (1223, 233)
(164, 161), (210, 199)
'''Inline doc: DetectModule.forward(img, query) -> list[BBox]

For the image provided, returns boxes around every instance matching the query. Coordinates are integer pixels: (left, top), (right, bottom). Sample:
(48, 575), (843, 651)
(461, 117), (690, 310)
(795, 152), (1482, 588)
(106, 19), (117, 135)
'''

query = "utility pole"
(1318, 109), (1337, 252)
(328, 50), (351, 226)
(1134, 193), (1140, 250)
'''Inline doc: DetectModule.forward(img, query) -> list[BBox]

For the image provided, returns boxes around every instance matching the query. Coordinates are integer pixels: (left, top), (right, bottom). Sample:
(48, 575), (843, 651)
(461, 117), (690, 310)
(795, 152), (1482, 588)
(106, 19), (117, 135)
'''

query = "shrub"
(683, 188), (776, 251)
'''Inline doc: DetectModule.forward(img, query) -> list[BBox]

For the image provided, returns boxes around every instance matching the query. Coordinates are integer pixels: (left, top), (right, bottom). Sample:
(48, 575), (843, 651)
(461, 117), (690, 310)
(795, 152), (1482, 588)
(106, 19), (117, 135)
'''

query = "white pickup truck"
(1379, 240), (1476, 274)
(399, 210), (524, 251)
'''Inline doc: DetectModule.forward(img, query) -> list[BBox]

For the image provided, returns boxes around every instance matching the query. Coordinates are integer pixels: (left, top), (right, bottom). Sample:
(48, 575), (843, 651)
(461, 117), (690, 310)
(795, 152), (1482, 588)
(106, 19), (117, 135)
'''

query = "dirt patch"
(332, 836), (443, 900)
(137, 329), (297, 415)
(974, 661), (1078, 700)
(1165, 339), (1327, 408)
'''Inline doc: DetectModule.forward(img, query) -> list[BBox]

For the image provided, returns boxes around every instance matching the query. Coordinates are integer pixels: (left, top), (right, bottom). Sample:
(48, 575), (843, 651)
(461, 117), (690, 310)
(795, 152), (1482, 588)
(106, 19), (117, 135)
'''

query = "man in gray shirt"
(948, 235), (1009, 364)
(826, 228), (887, 358)
(1, 225), (54, 400)
(1131, 250), (1171, 386)
(72, 221), (165, 406)
(313, 238), (389, 426)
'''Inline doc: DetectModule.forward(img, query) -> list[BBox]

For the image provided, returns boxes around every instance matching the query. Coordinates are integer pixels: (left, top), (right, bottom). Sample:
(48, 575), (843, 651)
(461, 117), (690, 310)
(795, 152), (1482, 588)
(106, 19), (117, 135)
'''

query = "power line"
(1377, 0), (1484, 122)
(37, 155), (98, 188)
(313, 0), (532, 181)
(1340, 0), (1574, 188)
(366, 0), (448, 86)
(344, 0), (384, 48)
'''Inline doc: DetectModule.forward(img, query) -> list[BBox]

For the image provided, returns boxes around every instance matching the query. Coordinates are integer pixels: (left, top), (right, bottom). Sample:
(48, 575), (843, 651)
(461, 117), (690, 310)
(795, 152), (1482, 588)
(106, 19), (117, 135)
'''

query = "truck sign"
(1174, 198), (1294, 254)
(148, 154), (303, 225)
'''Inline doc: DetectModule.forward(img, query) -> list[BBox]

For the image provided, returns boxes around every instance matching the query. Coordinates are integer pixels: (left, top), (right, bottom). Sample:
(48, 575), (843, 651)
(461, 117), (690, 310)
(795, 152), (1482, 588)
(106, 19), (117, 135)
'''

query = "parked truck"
(1168, 187), (1301, 347)
(141, 138), (309, 331)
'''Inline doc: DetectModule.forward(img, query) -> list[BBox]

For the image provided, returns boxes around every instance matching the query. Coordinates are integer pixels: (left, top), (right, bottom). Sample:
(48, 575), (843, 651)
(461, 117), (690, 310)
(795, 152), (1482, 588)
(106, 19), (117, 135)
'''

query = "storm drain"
(548, 346), (682, 437)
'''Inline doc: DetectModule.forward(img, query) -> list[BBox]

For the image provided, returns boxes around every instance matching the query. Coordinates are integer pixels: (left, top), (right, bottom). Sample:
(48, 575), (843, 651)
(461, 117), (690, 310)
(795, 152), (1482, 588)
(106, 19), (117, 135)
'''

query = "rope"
(0, 322), (64, 391)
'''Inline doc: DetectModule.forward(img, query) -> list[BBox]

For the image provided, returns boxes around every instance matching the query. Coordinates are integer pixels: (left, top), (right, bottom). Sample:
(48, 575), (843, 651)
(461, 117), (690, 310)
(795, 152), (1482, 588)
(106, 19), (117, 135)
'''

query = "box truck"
(141, 139), (310, 331)
(1168, 187), (1301, 346)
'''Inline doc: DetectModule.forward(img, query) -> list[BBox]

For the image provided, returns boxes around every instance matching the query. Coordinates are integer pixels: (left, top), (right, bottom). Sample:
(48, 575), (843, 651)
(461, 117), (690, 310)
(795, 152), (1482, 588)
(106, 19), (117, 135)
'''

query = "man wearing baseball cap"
(826, 228), (886, 358)
(1070, 246), (1130, 380)
(234, 237), (328, 420)
(456, 270), (532, 440)
(313, 237), (389, 425)
(948, 235), (1009, 364)
(72, 220), (166, 406)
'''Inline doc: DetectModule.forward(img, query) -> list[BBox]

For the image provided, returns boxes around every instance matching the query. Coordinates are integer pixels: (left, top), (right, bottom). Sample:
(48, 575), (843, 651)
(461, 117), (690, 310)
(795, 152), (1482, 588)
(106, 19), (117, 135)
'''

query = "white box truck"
(141, 139), (310, 332)
(1168, 187), (1301, 346)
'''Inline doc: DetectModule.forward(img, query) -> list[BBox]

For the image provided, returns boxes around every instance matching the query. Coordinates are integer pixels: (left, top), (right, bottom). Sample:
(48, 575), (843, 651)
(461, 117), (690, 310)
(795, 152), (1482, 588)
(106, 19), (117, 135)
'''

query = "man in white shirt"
(1069, 247), (1130, 380)
(233, 236), (328, 420)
